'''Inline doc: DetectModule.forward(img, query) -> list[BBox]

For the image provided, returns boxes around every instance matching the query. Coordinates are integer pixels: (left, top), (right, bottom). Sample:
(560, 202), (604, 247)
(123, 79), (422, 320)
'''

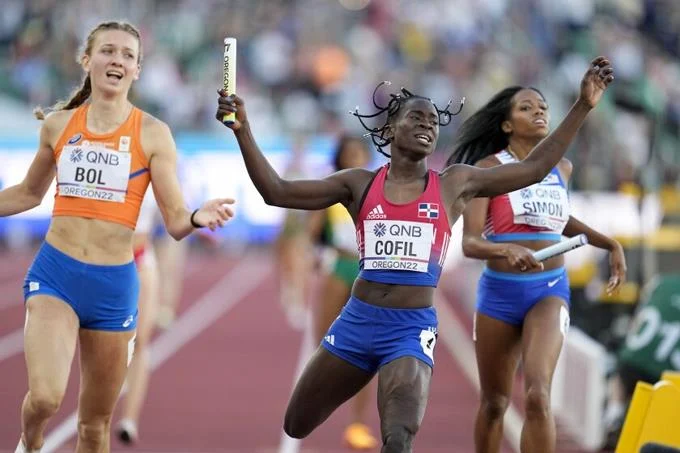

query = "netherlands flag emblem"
(418, 203), (439, 219)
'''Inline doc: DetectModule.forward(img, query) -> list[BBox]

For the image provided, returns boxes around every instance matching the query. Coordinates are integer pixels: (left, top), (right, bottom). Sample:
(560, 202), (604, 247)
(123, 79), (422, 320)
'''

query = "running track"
(0, 246), (586, 452)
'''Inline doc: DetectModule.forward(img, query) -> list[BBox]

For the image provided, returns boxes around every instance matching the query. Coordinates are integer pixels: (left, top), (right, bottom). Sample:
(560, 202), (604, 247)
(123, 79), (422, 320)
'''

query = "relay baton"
(532, 234), (588, 262)
(222, 37), (237, 124)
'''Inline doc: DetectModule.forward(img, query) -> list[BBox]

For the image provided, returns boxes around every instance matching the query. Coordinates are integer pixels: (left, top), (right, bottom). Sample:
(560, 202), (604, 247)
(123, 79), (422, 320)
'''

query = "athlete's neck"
(387, 154), (428, 183)
(86, 95), (132, 134)
(507, 137), (540, 161)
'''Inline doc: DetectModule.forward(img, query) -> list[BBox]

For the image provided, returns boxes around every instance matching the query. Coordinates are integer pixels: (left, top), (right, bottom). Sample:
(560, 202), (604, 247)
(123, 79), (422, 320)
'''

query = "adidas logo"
(324, 334), (335, 346)
(366, 204), (387, 220)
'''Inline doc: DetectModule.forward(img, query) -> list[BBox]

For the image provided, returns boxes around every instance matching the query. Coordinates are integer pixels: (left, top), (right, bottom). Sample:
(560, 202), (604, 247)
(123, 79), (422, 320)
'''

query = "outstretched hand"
(578, 56), (615, 109)
(215, 90), (247, 131)
(193, 198), (235, 231)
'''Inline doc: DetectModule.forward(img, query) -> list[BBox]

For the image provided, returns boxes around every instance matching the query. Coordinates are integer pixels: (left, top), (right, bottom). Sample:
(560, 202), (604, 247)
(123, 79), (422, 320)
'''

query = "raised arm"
(216, 91), (359, 210)
(144, 116), (234, 240)
(457, 56), (614, 199)
(0, 114), (58, 217)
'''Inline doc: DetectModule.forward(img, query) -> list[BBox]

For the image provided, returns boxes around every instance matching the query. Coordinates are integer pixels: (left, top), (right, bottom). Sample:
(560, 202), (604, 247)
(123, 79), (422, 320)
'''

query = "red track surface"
(0, 247), (582, 452)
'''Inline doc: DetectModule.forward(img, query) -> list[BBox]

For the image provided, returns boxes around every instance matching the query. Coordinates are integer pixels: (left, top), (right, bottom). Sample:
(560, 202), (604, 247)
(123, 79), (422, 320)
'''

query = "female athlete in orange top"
(2, 21), (234, 453)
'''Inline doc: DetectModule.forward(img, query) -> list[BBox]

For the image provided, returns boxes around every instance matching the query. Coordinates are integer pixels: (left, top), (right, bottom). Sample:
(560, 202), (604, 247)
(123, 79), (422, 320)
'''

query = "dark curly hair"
(350, 81), (465, 158)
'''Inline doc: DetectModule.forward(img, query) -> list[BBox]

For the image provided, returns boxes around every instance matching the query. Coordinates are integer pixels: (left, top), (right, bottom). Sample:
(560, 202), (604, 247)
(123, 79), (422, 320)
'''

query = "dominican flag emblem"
(418, 203), (439, 219)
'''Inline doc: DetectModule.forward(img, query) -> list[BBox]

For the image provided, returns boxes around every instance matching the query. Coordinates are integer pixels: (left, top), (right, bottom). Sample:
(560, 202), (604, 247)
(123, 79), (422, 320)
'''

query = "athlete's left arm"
(452, 57), (614, 200)
(144, 117), (234, 240)
(563, 215), (626, 293)
(559, 159), (627, 293)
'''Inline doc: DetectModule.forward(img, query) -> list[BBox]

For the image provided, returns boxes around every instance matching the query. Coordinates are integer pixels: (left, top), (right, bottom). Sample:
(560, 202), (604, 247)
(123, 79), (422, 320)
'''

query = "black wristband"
(190, 208), (202, 228)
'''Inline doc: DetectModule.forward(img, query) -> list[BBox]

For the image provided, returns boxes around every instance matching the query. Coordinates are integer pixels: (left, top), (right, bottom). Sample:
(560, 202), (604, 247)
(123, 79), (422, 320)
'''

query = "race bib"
(506, 172), (569, 231)
(363, 220), (433, 272)
(57, 144), (131, 203)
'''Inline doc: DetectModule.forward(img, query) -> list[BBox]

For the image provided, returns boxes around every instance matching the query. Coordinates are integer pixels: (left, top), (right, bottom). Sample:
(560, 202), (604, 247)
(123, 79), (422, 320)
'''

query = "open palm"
(194, 198), (235, 230)
(579, 56), (615, 108)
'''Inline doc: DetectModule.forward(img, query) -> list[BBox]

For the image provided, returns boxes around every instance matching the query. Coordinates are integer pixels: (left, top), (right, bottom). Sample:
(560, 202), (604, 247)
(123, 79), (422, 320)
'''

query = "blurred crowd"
(1, 0), (679, 192)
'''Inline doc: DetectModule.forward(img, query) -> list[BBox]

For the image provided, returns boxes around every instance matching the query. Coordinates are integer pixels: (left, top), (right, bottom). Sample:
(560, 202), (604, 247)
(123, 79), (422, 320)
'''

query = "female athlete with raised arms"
(216, 57), (614, 452)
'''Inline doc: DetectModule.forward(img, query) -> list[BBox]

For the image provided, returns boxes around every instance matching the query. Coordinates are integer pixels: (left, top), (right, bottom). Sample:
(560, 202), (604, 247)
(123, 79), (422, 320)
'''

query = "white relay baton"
(532, 234), (588, 262)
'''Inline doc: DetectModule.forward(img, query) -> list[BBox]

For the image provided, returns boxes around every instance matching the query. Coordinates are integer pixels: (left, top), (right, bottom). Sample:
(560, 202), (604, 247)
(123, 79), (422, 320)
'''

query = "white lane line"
(41, 254), (271, 453)
(278, 308), (315, 453)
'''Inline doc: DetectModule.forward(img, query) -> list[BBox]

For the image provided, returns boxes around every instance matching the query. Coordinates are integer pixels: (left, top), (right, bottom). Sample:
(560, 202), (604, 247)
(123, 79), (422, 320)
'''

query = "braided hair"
(350, 81), (465, 158)
(446, 86), (544, 166)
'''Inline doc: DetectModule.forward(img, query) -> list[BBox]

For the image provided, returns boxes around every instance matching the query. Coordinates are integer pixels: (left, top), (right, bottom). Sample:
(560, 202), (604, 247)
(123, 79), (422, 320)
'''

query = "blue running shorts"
(321, 296), (438, 373)
(23, 241), (139, 331)
(476, 266), (570, 325)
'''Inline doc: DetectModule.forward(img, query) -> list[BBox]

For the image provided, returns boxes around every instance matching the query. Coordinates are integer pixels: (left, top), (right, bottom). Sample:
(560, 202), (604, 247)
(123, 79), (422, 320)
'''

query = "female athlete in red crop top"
(217, 57), (615, 451)
(448, 86), (626, 453)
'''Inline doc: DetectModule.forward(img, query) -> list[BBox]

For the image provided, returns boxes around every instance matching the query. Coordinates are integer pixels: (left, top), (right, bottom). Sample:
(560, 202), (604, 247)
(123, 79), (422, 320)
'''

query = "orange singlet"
(52, 104), (151, 229)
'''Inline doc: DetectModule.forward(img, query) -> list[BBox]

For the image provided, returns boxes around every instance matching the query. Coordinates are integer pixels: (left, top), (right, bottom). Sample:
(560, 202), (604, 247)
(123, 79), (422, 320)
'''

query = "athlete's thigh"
(377, 357), (432, 429)
(77, 328), (136, 418)
(24, 296), (80, 397)
(521, 296), (568, 386)
(474, 312), (522, 398)
(286, 346), (374, 426)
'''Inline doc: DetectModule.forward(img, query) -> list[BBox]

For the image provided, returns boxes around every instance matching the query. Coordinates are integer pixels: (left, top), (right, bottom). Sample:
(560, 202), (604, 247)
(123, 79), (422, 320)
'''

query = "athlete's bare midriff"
(352, 277), (435, 309)
(45, 216), (135, 265)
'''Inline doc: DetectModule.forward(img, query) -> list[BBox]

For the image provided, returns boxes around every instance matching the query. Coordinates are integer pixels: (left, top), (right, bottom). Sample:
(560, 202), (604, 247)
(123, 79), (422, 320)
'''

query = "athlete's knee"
(479, 392), (510, 421)
(524, 383), (551, 419)
(382, 423), (417, 453)
(283, 409), (313, 439)
(77, 415), (111, 449)
(27, 389), (64, 418)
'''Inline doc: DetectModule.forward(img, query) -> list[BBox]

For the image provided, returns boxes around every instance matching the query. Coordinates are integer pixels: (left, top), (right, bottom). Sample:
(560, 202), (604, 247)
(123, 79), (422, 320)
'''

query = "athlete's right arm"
(0, 116), (57, 217)
(216, 91), (357, 210)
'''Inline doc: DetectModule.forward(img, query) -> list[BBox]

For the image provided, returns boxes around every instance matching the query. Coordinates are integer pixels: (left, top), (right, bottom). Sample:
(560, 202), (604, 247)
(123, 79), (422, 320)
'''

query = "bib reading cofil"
(363, 220), (433, 272)
(357, 165), (451, 287)
(57, 143), (132, 203)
